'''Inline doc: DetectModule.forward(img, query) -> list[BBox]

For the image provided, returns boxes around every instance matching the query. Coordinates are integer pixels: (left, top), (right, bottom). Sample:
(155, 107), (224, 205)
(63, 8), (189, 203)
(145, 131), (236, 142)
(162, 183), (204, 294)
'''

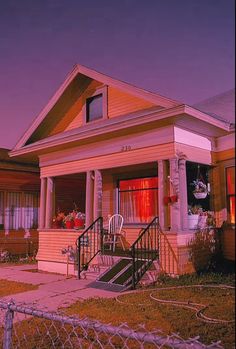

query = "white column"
(85, 171), (94, 227)
(169, 158), (181, 232)
(179, 159), (189, 231)
(158, 160), (168, 229)
(39, 177), (47, 229)
(45, 177), (54, 229)
(93, 170), (102, 220)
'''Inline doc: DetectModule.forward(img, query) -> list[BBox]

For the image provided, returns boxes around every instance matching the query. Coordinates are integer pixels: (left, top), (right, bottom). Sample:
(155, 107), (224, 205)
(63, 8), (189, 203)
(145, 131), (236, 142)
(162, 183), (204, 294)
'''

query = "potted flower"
(188, 205), (202, 230)
(191, 179), (209, 199)
(52, 211), (65, 229)
(74, 212), (86, 229)
(64, 212), (75, 229)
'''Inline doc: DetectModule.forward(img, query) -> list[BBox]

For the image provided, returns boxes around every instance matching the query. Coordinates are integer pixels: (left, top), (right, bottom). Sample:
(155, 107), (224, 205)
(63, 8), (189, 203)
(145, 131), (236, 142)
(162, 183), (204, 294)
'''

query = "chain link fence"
(0, 300), (224, 349)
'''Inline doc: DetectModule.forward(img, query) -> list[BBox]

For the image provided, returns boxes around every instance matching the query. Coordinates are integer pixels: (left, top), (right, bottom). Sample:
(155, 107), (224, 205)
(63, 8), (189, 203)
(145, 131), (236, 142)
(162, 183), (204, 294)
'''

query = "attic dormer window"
(86, 94), (103, 123)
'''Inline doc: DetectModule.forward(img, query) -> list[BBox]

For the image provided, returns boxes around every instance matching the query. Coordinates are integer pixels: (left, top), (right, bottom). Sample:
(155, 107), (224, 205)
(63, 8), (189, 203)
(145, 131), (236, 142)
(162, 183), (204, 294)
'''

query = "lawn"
(65, 273), (235, 348)
(0, 280), (38, 297)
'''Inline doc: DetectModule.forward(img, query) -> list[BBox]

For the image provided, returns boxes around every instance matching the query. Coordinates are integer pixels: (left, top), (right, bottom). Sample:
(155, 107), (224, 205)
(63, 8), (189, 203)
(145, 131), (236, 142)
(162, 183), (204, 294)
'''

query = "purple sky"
(0, 0), (234, 149)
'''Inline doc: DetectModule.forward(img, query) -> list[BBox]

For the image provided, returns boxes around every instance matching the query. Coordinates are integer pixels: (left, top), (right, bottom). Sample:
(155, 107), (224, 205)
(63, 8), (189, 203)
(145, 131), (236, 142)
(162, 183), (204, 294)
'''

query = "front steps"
(82, 255), (161, 291)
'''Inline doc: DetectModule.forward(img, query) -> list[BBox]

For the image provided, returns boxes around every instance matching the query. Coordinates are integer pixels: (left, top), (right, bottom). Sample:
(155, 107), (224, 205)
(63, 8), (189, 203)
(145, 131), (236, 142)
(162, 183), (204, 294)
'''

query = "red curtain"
(119, 177), (158, 223)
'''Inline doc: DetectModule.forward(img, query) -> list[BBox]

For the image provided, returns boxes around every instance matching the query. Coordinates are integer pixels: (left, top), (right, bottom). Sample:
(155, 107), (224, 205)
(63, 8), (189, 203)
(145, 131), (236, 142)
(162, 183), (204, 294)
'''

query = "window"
(86, 94), (103, 122)
(118, 177), (158, 224)
(0, 191), (39, 230)
(226, 167), (235, 224)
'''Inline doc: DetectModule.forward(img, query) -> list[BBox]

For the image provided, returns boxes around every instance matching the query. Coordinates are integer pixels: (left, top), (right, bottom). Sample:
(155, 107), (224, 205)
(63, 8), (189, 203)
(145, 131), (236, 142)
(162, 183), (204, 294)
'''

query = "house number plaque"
(121, 145), (131, 152)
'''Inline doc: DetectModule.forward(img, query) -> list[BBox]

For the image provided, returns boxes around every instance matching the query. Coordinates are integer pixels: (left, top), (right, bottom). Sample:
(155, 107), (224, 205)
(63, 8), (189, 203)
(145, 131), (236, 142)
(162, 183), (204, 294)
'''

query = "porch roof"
(9, 103), (232, 161)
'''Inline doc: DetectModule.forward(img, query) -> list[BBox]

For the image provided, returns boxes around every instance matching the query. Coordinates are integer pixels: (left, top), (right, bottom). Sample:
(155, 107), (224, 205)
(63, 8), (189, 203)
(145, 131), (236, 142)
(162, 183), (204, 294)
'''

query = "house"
(9, 64), (235, 279)
(0, 148), (40, 256)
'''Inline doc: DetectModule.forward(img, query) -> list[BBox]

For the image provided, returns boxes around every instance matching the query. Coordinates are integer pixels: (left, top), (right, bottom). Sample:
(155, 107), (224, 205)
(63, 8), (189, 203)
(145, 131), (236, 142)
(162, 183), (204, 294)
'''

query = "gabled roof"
(13, 64), (181, 150)
(193, 89), (235, 124)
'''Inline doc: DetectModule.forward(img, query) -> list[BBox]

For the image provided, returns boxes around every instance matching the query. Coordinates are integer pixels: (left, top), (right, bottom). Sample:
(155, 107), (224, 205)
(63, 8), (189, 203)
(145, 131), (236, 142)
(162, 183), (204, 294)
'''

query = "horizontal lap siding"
(108, 87), (156, 118)
(36, 230), (83, 262)
(212, 148), (235, 162)
(41, 143), (175, 177)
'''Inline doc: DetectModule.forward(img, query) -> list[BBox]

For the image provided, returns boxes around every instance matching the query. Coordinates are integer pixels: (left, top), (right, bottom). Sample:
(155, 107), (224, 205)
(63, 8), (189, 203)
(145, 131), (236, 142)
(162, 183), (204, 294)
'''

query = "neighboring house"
(0, 148), (40, 255)
(9, 64), (235, 276)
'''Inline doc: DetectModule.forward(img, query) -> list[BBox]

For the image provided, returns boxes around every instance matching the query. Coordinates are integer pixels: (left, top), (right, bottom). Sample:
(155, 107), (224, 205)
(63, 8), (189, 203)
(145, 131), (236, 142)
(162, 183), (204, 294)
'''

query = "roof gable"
(13, 64), (180, 150)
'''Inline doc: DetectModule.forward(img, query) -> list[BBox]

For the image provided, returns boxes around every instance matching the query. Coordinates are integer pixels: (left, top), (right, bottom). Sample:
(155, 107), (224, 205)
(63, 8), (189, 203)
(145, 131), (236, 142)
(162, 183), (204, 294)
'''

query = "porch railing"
(77, 217), (103, 279)
(130, 216), (160, 289)
(159, 229), (180, 276)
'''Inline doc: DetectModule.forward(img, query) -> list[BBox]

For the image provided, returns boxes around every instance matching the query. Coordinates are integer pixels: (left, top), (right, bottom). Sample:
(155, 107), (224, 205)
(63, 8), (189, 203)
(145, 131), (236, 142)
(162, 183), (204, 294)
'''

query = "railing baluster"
(77, 217), (103, 279)
(131, 217), (160, 289)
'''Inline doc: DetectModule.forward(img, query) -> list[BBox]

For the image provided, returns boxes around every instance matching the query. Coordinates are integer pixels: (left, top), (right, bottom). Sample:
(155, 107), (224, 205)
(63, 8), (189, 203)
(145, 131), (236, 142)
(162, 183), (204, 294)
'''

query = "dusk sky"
(0, 0), (234, 149)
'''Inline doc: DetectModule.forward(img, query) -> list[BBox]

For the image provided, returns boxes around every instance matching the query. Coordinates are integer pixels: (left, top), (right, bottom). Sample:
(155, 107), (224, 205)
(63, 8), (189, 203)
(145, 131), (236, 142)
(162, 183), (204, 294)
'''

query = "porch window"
(118, 177), (158, 224)
(86, 94), (103, 122)
(226, 167), (235, 224)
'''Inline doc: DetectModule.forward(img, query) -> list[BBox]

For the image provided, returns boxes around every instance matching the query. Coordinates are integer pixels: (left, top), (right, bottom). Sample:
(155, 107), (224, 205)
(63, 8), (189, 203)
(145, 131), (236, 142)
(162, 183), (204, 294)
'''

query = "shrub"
(188, 229), (220, 273)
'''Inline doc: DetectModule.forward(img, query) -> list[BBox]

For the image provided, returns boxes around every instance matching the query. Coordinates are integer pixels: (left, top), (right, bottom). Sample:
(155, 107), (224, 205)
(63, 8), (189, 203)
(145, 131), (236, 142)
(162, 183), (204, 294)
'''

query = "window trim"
(83, 86), (108, 124)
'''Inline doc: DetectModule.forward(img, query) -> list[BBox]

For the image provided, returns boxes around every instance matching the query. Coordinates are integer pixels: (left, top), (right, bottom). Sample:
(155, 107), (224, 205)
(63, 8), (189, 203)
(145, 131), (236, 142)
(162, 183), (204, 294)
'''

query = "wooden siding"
(108, 86), (157, 118)
(212, 148), (235, 163)
(39, 126), (174, 168)
(221, 227), (235, 261)
(0, 170), (40, 191)
(36, 230), (83, 263)
(65, 80), (103, 132)
(59, 84), (158, 132)
(41, 143), (175, 177)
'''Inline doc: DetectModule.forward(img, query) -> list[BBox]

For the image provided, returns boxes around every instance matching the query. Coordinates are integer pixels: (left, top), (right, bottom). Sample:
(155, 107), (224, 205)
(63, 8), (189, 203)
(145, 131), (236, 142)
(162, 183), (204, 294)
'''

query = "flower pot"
(188, 214), (199, 230)
(164, 196), (171, 205)
(193, 192), (208, 199)
(74, 218), (85, 228)
(170, 195), (178, 203)
(65, 221), (75, 229)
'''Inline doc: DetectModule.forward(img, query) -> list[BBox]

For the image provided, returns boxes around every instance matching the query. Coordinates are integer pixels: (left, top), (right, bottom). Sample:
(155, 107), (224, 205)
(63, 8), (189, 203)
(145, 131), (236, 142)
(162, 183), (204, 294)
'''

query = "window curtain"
(5, 192), (21, 230)
(119, 177), (158, 224)
(3, 192), (39, 230)
(23, 193), (39, 229)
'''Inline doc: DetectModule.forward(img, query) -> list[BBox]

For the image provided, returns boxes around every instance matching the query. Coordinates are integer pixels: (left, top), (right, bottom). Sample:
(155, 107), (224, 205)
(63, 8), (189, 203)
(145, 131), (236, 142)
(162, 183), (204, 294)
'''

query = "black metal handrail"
(77, 217), (103, 279)
(130, 216), (160, 289)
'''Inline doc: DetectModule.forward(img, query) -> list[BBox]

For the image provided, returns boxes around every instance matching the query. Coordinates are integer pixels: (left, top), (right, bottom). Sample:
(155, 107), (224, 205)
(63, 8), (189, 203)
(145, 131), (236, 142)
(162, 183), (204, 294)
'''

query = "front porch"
(36, 159), (213, 280)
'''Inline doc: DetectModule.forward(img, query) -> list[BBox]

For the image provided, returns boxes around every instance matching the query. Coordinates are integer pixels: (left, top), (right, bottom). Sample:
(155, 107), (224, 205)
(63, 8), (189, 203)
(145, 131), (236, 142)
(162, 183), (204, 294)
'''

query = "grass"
(0, 280), (38, 297)
(65, 272), (235, 348)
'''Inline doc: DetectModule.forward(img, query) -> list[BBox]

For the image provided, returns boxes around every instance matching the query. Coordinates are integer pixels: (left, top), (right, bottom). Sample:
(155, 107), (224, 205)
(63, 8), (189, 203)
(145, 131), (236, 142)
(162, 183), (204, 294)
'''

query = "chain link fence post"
(3, 301), (14, 349)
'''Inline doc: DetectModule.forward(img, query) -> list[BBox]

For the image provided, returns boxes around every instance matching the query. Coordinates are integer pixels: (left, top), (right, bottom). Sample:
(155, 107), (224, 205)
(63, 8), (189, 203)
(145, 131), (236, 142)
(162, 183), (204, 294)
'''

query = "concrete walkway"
(0, 264), (119, 312)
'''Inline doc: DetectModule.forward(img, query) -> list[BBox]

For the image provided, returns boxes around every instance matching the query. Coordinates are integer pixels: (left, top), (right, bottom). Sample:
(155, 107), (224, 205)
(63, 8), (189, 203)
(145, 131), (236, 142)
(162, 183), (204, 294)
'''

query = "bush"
(188, 229), (220, 273)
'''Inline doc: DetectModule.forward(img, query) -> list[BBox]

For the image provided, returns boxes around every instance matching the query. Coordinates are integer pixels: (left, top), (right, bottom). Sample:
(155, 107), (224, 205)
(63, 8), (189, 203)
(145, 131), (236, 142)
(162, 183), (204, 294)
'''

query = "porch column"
(45, 177), (54, 229)
(169, 158), (181, 232)
(85, 171), (94, 227)
(94, 170), (102, 220)
(158, 160), (168, 229)
(39, 177), (47, 229)
(179, 159), (189, 231)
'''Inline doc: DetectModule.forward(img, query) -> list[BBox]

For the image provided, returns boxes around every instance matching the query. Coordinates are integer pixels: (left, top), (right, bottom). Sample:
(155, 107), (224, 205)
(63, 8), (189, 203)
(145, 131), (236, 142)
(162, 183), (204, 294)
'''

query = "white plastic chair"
(104, 214), (125, 252)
